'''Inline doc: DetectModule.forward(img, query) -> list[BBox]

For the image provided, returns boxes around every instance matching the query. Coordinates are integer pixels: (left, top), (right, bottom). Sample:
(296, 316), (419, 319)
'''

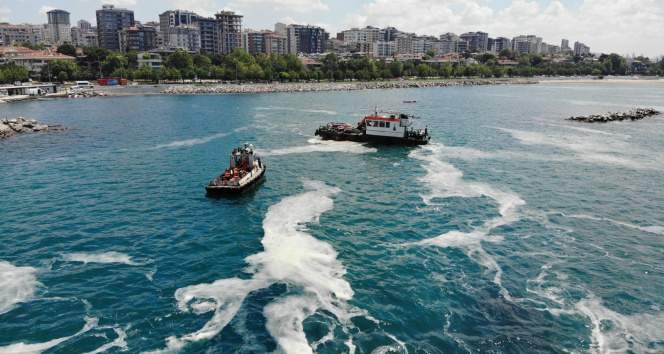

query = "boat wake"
(0, 261), (39, 315)
(150, 181), (364, 353)
(0, 261), (129, 353)
(496, 127), (662, 170)
(254, 106), (338, 115)
(407, 144), (525, 299)
(84, 327), (128, 354)
(575, 294), (664, 354)
(526, 263), (664, 353)
(0, 316), (98, 354)
(563, 213), (664, 236)
(62, 252), (142, 266)
(262, 138), (377, 156)
(152, 127), (248, 149)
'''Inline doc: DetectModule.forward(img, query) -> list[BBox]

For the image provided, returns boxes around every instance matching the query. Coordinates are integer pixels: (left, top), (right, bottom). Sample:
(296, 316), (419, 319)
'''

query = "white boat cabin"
(363, 114), (412, 138)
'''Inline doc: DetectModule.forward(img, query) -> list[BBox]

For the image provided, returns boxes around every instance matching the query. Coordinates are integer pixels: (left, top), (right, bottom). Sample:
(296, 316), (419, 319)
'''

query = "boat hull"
(205, 166), (266, 196)
(315, 129), (429, 146)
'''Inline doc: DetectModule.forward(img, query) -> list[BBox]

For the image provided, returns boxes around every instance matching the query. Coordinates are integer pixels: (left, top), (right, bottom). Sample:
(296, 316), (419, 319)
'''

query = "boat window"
(385, 122), (390, 128)
(379, 121), (385, 127)
(367, 121), (373, 126)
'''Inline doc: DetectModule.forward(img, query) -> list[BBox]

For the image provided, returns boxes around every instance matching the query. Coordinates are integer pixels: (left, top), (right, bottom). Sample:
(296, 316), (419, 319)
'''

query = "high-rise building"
(341, 26), (382, 44)
(96, 4), (134, 50)
(215, 11), (243, 55)
(512, 35), (542, 54)
(159, 10), (199, 33)
(492, 37), (512, 53)
(382, 27), (400, 42)
(437, 33), (465, 54)
(158, 10), (200, 49)
(561, 39), (570, 51)
(243, 30), (287, 55)
(284, 24), (328, 54)
(198, 17), (219, 54)
(120, 24), (157, 52)
(395, 33), (413, 54)
(46, 9), (71, 44)
(78, 20), (92, 31)
(573, 41), (590, 56)
(71, 26), (98, 47)
(373, 40), (395, 58)
(0, 24), (44, 46)
(169, 26), (201, 52)
(411, 36), (436, 55)
(460, 31), (488, 52)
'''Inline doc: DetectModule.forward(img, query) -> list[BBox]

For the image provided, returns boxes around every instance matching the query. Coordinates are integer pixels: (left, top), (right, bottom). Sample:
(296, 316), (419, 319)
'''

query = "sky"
(1, 0), (662, 57)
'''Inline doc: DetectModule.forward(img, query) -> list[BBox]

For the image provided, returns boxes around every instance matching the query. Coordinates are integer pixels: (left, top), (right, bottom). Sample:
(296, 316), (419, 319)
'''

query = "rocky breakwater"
(0, 117), (65, 139)
(568, 108), (660, 123)
(162, 78), (537, 95)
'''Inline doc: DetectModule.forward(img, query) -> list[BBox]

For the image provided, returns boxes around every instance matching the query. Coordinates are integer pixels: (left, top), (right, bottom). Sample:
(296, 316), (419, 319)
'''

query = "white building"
(342, 26), (382, 44)
(372, 41), (395, 58)
(512, 35), (542, 54)
(165, 26), (201, 52)
(137, 52), (162, 69)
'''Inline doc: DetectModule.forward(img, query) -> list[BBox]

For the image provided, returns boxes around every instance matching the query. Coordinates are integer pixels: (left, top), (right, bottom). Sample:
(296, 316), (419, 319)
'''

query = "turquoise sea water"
(1, 82), (663, 353)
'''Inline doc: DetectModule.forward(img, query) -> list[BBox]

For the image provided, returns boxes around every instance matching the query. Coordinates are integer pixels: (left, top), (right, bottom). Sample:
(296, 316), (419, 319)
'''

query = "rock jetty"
(568, 108), (660, 123)
(162, 79), (536, 95)
(0, 117), (65, 139)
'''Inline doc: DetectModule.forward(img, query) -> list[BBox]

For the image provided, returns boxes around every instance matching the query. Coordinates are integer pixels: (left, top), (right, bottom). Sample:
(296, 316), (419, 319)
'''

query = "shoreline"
(3, 76), (663, 103)
(158, 78), (537, 95)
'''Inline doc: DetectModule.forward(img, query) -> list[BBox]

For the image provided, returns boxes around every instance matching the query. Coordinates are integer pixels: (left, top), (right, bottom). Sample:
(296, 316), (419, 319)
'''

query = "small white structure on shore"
(0, 83), (58, 97)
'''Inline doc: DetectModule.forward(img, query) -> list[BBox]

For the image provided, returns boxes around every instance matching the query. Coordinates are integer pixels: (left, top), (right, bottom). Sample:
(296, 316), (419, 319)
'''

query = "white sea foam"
(255, 106), (338, 115)
(0, 261), (40, 315)
(408, 144), (525, 299)
(371, 333), (409, 354)
(435, 144), (571, 164)
(575, 295), (664, 354)
(84, 327), (128, 354)
(63, 252), (140, 266)
(524, 264), (578, 316)
(565, 214), (664, 236)
(541, 122), (631, 138)
(153, 127), (248, 149)
(150, 181), (362, 353)
(497, 127), (659, 170)
(0, 317), (98, 354)
(262, 138), (377, 156)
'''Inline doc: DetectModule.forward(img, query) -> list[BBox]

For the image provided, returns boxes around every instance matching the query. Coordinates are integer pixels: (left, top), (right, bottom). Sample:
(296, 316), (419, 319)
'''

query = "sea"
(1, 81), (663, 354)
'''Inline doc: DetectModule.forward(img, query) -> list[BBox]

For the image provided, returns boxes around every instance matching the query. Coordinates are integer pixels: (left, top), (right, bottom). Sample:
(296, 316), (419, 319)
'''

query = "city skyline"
(1, 0), (663, 57)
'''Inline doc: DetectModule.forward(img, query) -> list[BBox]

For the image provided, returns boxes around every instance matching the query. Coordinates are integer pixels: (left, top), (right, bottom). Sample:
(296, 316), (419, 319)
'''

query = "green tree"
(165, 50), (194, 72)
(57, 43), (76, 57)
(42, 60), (79, 82)
(0, 63), (30, 83)
(498, 49), (513, 59)
(102, 53), (128, 76)
(389, 61), (404, 77)
(193, 53), (212, 69)
(416, 63), (431, 77)
(601, 53), (627, 75)
(126, 51), (139, 69)
(322, 53), (339, 80)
